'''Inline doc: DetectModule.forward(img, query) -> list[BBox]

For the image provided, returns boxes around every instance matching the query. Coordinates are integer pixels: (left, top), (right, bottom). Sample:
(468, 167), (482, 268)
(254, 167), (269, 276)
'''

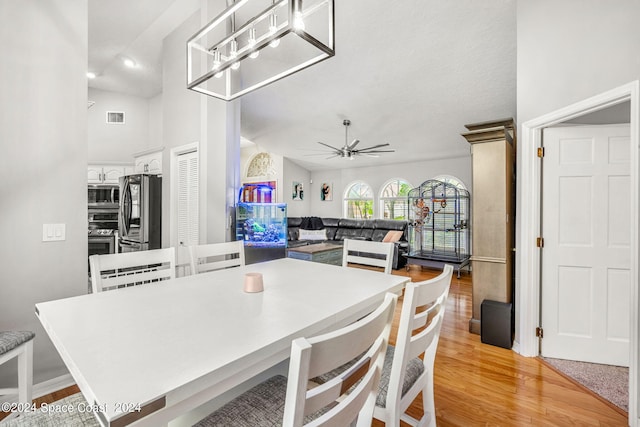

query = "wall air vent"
(106, 111), (125, 124)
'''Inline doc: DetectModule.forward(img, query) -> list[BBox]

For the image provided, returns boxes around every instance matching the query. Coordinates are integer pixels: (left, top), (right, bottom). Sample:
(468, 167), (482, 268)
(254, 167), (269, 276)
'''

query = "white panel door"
(541, 125), (630, 366)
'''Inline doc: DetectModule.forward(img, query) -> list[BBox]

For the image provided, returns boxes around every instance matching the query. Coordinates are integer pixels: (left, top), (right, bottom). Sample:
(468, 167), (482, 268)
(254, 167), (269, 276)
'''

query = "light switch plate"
(42, 224), (66, 242)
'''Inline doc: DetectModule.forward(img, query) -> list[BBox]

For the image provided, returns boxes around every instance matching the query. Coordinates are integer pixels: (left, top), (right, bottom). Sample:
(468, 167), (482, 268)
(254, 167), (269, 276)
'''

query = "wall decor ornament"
(292, 181), (303, 200)
(247, 152), (276, 177)
(320, 182), (332, 201)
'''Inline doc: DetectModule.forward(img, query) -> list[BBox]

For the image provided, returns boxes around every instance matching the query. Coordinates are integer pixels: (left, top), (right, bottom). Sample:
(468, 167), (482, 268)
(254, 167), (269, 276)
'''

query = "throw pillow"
(299, 229), (327, 241)
(300, 216), (325, 230)
(382, 230), (403, 243)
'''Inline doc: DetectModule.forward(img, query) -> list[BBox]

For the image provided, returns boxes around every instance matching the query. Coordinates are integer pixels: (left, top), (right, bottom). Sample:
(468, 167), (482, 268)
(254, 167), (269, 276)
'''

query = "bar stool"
(0, 331), (35, 409)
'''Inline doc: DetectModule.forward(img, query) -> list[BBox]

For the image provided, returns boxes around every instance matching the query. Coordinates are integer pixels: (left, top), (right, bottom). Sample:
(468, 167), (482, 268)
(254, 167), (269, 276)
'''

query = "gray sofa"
(287, 217), (408, 269)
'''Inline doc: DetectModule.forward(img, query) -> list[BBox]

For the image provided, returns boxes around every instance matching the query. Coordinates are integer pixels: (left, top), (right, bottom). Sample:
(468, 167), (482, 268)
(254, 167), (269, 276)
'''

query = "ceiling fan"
(313, 119), (394, 160)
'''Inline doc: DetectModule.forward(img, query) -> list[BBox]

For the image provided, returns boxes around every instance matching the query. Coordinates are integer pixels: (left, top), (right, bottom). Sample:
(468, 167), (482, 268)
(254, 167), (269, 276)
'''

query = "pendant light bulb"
(212, 50), (221, 71)
(293, 0), (305, 31)
(293, 11), (305, 31)
(229, 39), (240, 70)
(269, 13), (280, 48)
(212, 49), (223, 77)
(248, 28), (260, 59)
(230, 39), (238, 59)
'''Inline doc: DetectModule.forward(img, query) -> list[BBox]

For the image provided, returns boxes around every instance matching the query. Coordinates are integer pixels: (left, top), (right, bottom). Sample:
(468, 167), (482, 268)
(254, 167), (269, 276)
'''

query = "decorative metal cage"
(407, 179), (470, 263)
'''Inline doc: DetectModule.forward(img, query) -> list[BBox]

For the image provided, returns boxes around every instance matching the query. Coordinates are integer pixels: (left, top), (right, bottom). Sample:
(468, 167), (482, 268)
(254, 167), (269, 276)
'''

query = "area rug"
(0, 393), (99, 426)
(542, 357), (628, 412)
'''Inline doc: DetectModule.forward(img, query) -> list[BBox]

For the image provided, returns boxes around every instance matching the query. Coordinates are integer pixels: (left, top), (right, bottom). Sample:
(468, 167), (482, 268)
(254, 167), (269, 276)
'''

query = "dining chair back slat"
(189, 241), (245, 275)
(89, 248), (176, 293)
(342, 239), (395, 274)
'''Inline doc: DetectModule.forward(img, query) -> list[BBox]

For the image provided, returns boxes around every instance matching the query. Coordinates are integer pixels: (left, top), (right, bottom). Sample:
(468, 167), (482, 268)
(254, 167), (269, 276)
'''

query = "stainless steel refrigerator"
(119, 174), (162, 252)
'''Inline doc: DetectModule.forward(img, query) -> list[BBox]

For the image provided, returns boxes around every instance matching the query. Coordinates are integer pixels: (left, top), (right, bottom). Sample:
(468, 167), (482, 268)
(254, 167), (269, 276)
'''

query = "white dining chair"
(312, 264), (453, 426)
(188, 240), (245, 275)
(193, 292), (398, 427)
(374, 264), (453, 427)
(0, 331), (34, 419)
(89, 247), (176, 293)
(342, 239), (395, 274)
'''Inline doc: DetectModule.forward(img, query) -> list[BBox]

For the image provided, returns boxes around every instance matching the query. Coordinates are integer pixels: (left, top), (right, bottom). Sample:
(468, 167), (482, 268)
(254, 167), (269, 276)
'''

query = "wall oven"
(88, 230), (116, 255)
(88, 206), (119, 259)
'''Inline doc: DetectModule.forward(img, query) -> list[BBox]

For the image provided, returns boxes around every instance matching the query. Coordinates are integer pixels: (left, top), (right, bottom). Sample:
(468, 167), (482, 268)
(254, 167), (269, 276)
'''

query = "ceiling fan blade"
(299, 148), (337, 152)
(326, 153), (341, 159)
(356, 143), (391, 152)
(357, 150), (395, 154)
(348, 139), (360, 149)
(316, 141), (342, 152)
(358, 153), (380, 157)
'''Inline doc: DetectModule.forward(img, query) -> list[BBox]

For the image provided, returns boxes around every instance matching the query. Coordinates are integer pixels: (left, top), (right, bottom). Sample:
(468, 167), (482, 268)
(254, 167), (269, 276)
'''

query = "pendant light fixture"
(187, 0), (335, 101)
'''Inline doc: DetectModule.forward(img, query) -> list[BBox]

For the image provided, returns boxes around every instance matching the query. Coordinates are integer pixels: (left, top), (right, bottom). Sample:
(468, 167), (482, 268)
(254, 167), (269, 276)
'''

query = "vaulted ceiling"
(89, 0), (517, 171)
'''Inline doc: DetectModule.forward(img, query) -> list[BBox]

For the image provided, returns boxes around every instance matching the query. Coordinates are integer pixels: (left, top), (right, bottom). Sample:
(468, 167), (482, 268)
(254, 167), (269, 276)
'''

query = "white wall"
(88, 88), (150, 162)
(148, 93), (163, 148)
(304, 156), (472, 218)
(0, 0), (87, 385)
(517, 0), (640, 125)
(283, 158), (311, 217)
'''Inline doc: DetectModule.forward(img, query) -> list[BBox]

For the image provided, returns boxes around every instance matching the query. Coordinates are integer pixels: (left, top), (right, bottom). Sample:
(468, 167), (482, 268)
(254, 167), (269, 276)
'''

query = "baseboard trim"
(34, 374), (75, 399)
(469, 317), (481, 335)
(1, 374), (75, 404)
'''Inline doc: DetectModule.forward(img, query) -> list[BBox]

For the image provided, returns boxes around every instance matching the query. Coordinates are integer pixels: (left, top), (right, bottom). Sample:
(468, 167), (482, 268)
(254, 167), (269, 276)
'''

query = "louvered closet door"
(177, 150), (199, 248)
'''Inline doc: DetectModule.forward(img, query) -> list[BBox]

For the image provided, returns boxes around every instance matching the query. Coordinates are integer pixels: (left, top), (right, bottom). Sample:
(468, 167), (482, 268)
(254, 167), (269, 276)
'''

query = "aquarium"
(236, 202), (287, 248)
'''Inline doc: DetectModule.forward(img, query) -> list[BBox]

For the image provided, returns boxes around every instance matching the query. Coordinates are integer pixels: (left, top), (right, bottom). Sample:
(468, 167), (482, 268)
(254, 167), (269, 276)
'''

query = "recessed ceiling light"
(123, 58), (136, 68)
(86, 72), (96, 79)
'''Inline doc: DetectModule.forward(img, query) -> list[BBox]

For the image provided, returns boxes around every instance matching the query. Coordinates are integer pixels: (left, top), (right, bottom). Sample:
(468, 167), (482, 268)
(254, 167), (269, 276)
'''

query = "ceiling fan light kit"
(187, 0), (334, 101)
(315, 119), (395, 160)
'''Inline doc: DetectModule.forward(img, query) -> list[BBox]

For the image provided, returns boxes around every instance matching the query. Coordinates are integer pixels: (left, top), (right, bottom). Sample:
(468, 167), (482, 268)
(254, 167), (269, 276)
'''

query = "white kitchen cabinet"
(134, 148), (163, 175)
(88, 164), (133, 184)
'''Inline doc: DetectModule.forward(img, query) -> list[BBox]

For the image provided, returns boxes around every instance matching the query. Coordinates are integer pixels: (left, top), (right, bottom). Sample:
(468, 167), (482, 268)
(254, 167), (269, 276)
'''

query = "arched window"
(379, 178), (412, 220)
(343, 181), (374, 219)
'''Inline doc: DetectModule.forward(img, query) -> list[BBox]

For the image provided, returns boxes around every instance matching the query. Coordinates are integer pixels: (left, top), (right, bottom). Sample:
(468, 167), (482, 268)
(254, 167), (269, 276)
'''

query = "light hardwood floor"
(379, 265), (628, 427)
(1, 265), (629, 425)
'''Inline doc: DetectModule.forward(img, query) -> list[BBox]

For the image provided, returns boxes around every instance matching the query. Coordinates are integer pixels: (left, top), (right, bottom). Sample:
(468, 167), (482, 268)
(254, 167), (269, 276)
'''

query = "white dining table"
(36, 257), (409, 426)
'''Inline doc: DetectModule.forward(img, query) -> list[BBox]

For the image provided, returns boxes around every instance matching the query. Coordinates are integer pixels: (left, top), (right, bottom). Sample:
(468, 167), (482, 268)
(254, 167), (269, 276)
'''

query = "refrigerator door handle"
(121, 179), (131, 237)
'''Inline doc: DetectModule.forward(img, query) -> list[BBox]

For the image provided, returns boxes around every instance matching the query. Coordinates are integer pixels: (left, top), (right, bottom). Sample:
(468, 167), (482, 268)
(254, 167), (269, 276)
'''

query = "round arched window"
(343, 181), (374, 219)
